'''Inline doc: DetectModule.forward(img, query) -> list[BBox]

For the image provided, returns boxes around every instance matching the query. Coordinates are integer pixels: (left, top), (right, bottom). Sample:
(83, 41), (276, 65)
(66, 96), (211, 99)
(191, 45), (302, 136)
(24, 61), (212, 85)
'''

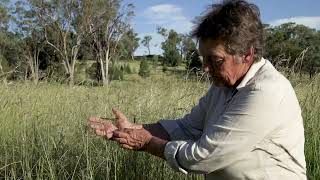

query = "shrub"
(110, 65), (124, 80)
(124, 63), (132, 74)
(162, 64), (168, 72)
(138, 60), (150, 78)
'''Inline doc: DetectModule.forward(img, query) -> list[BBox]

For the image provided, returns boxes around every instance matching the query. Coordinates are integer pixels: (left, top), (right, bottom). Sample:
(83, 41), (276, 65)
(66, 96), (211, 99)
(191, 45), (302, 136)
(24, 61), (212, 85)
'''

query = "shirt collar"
(236, 57), (266, 89)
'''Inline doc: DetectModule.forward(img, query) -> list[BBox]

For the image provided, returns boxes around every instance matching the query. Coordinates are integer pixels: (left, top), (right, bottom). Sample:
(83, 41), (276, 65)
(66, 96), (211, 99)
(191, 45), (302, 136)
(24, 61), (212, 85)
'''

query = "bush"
(138, 60), (150, 78)
(45, 62), (69, 83)
(86, 62), (124, 82)
(152, 55), (159, 69)
(162, 64), (168, 72)
(86, 62), (99, 80)
(186, 49), (202, 74)
(124, 63), (132, 74)
(110, 65), (124, 80)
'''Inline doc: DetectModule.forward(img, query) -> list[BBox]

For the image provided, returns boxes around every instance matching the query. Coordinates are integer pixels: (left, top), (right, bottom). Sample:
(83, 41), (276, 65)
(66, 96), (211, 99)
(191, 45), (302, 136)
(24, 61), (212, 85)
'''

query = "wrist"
(144, 136), (168, 159)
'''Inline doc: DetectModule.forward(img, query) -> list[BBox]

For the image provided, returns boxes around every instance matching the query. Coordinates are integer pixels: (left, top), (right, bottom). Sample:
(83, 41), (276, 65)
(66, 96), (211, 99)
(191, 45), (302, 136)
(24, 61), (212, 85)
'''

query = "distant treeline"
(0, 1), (319, 86)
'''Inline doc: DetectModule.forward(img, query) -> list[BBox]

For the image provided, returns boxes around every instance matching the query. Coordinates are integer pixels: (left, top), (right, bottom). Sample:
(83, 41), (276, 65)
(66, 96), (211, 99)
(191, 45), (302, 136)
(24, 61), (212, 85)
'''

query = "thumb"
(112, 108), (128, 123)
(112, 108), (127, 120)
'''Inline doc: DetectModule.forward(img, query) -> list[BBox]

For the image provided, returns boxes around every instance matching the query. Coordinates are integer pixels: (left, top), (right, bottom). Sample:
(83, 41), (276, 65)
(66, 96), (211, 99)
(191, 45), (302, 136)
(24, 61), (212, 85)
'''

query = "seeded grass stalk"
(0, 73), (319, 179)
(0, 76), (206, 179)
(293, 75), (320, 180)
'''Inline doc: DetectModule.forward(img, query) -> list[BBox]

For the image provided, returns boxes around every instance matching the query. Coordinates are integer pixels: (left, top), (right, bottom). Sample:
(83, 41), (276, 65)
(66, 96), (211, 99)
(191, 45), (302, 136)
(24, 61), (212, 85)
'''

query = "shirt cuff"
(159, 120), (190, 140)
(164, 140), (188, 174)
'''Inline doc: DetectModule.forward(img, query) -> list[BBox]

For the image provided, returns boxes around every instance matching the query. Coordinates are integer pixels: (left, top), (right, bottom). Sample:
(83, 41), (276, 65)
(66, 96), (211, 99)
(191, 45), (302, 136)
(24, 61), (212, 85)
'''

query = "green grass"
(0, 75), (207, 179)
(0, 72), (319, 179)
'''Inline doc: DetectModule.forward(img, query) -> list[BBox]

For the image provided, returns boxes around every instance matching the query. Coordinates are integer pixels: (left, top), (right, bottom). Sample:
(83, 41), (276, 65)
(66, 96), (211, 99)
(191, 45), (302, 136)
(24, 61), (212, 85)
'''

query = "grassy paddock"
(0, 73), (319, 179)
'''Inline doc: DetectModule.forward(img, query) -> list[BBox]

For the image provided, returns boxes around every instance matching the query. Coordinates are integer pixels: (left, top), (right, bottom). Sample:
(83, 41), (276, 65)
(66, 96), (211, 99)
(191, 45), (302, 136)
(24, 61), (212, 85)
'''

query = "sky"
(122, 0), (320, 56)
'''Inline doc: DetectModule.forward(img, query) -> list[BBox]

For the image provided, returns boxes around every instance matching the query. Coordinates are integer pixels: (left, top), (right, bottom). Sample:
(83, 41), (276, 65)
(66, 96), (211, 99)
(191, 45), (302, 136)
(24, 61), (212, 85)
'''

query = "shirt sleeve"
(164, 85), (285, 174)
(159, 85), (214, 141)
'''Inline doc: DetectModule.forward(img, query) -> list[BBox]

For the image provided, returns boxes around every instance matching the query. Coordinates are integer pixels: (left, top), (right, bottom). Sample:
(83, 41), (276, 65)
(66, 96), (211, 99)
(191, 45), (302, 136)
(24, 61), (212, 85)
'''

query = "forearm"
(142, 123), (170, 159)
(145, 136), (168, 159)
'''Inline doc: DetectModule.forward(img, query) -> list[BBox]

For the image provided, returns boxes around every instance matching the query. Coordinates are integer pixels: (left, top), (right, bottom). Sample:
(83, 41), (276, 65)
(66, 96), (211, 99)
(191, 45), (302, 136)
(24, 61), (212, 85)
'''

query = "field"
(0, 67), (319, 179)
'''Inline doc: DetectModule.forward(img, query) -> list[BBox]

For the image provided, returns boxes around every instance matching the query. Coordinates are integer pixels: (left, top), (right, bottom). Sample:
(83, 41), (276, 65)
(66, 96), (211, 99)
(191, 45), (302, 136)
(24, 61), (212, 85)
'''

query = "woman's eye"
(210, 57), (223, 63)
(216, 58), (224, 64)
(210, 57), (224, 67)
(215, 58), (223, 62)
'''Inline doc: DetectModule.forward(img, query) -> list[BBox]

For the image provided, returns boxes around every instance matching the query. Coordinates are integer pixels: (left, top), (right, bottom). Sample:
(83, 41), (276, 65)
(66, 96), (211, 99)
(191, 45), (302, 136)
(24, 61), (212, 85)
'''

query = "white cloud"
(142, 4), (193, 33)
(144, 4), (185, 23)
(269, 16), (320, 29)
(135, 4), (195, 55)
(149, 4), (182, 14)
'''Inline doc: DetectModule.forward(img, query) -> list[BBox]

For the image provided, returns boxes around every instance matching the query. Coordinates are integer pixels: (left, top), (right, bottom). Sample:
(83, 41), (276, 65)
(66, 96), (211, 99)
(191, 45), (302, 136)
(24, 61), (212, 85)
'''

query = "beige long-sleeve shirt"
(159, 58), (307, 180)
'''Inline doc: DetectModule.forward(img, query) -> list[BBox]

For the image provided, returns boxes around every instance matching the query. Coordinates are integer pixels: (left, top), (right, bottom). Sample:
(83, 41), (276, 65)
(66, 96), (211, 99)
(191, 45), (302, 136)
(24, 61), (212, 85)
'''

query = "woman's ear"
(243, 46), (254, 63)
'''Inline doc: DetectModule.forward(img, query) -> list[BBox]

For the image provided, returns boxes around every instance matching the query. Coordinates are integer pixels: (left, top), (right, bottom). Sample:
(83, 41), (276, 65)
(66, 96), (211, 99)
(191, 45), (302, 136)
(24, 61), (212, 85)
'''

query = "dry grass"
(0, 73), (319, 179)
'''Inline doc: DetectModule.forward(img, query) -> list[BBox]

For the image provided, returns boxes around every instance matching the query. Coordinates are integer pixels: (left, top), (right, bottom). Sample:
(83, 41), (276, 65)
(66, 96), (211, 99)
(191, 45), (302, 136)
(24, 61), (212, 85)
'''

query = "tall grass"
(0, 76), (207, 179)
(0, 73), (319, 179)
(292, 74), (320, 180)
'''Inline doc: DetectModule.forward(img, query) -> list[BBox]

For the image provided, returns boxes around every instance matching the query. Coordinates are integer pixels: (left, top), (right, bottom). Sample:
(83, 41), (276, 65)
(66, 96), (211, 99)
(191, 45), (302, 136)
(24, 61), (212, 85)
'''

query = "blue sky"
(123, 0), (320, 55)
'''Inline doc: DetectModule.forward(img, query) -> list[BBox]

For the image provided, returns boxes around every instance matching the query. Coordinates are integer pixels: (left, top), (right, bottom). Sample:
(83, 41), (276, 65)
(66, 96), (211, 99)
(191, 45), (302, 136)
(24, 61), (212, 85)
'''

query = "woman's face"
(199, 38), (252, 88)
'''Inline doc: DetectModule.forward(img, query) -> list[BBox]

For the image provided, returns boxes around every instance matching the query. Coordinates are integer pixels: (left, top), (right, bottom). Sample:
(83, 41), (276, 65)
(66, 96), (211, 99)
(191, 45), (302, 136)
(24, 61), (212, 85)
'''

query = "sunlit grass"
(0, 73), (319, 179)
(0, 75), (207, 179)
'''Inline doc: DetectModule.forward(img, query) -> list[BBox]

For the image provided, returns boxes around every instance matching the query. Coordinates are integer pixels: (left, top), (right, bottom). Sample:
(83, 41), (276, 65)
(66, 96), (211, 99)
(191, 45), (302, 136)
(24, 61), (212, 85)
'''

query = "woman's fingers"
(88, 116), (118, 139)
(113, 137), (128, 144)
(120, 143), (133, 150)
(95, 128), (106, 136)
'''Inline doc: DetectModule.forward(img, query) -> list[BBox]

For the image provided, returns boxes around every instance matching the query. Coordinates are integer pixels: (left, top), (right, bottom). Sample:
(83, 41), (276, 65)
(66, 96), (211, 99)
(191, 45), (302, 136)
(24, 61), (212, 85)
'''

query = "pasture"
(0, 70), (319, 179)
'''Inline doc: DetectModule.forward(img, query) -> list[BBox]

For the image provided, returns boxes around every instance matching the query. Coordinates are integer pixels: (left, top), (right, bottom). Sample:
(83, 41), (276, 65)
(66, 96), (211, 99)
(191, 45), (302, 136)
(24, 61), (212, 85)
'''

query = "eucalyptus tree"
(264, 23), (320, 77)
(0, 0), (20, 81)
(13, 0), (46, 84)
(86, 0), (134, 86)
(117, 28), (140, 60)
(160, 29), (182, 66)
(32, 0), (92, 85)
(141, 35), (152, 55)
(0, 0), (9, 72)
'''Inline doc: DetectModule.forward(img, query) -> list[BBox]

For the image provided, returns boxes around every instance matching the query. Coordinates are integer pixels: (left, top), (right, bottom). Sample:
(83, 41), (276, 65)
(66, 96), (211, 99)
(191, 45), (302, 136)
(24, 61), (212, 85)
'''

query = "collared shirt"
(159, 58), (307, 180)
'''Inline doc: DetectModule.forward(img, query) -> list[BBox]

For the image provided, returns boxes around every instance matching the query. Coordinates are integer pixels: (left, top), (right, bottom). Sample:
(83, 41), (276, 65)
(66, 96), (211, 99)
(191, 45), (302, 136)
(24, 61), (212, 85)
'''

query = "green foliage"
(141, 35), (152, 55)
(152, 55), (159, 68)
(118, 28), (140, 60)
(161, 30), (182, 67)
(0, 31), (21, 67)
(86, 62), (98, 80)
(0, 0), (10, 30)
(124, 63), (132, 74)
(86, 62), (133, 83)
(0, 53), (9, 72)
(45, 62), (69, 83)
(264, 23), (320, 77)
(162, 64), (168, 72)
(186, 49), (202, 73)
(138, 60), (150, 78)
(180, 35), (196, 62)
(110, 65), (124, 80)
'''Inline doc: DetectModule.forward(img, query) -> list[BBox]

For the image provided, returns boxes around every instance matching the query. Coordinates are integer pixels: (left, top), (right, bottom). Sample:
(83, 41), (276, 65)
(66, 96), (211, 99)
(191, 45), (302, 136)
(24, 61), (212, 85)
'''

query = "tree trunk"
(26, 49), (40, 85)
(0, 61), (7, 85)
(69, 68), (74, 86)
(33, 50), (40, 85)
(103, 48), (110, 86)
(99, 57), (105, 85)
